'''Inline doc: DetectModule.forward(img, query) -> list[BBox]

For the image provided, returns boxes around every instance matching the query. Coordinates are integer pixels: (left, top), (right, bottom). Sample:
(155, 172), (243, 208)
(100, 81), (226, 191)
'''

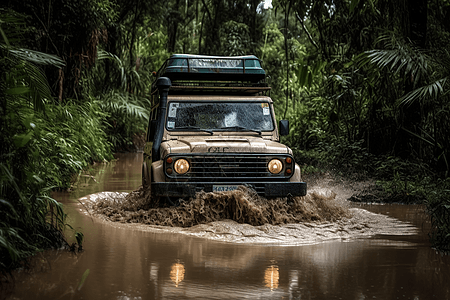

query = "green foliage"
(34, 100), (113, 187)
(376, 173), (428, 204)
(0, 86), (113, 273)
(90, 43), (160, 151)
(2, 0), (118, 99)
(220, 21), (252, 56)
(98, 90), (150, 151)
(425, 179), (450, 252)
(0, 9), (113, 274)
(197, 0), (264, 55)
(282, 93), (329, 150)
(135, 26), (169, 73)
(356, 32), (450, 177)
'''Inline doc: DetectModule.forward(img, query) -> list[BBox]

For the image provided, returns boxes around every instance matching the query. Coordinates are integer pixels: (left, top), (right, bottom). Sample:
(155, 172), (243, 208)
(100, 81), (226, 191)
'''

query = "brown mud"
(80, 176), (418, 245)
(89, 186), (349, 226)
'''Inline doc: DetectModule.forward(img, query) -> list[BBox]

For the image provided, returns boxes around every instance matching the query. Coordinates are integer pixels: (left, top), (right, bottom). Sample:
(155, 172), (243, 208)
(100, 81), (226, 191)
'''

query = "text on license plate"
(213, 185), (238, 192)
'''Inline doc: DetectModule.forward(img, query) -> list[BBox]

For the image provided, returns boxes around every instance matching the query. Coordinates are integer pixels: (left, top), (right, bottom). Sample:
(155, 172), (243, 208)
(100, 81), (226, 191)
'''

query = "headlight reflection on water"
(167, 261), (281, 291)
(264, 265), (280, 291)
(170, 263), (185, 287)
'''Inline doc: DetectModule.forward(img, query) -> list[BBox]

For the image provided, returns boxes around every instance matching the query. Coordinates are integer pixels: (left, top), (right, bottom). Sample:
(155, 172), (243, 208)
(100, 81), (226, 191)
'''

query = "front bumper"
(151, 181), (307, 198)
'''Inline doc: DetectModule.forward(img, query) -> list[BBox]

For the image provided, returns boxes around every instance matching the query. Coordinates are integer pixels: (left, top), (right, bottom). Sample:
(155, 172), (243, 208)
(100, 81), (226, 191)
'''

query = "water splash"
(80, 176), (418, 245)
(88, 186), (349, 227)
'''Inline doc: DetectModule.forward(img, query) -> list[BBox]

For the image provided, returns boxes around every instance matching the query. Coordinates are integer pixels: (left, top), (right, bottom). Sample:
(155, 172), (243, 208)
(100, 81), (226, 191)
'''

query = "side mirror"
(279, 120), (289, 136)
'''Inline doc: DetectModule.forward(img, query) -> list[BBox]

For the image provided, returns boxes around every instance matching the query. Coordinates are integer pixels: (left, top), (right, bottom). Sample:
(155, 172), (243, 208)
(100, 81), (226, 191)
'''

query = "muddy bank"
(79, 183), (417, 245)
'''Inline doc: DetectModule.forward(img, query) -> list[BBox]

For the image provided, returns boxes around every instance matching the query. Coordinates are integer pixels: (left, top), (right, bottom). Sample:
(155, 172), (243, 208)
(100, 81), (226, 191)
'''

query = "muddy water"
(7, 153), (450, 300)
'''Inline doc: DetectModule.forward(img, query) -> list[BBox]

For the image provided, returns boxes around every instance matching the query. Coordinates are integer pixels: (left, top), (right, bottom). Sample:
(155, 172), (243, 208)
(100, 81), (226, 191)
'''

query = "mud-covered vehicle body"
(143, 54), (306, 199)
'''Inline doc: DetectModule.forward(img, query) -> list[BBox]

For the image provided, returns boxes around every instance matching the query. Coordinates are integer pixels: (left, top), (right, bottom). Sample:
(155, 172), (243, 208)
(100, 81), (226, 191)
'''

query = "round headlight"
(268, 159), (283, 174)
(174, 158), (189, 174)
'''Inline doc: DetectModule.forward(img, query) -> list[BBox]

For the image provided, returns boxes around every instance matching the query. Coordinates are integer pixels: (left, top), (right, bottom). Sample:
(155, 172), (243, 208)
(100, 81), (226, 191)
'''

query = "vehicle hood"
(160, 136), (292, 157)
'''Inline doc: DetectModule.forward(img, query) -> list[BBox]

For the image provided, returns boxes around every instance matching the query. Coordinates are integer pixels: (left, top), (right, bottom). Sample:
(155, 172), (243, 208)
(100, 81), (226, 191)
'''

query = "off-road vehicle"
(142, 54), (306, 201)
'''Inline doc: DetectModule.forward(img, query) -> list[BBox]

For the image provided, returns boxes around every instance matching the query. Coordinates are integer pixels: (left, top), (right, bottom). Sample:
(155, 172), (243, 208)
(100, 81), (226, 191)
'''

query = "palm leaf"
(358, 34), (429, 86)
(8, 48), (65, 68)
(400, 77), (448, 106)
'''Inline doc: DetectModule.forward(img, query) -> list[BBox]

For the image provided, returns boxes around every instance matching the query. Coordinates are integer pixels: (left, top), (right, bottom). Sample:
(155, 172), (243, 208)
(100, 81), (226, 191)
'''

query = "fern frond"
(400, 77), (449, 106)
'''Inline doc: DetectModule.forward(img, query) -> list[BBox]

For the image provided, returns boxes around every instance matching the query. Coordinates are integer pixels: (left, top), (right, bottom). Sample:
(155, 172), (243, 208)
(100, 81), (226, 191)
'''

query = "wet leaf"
(33, 175), (44, 184)
(13, 131), (33, 148)
(349, 0), (360, 13)
(78, 269), (90, 291)
(6, 86), (30, 95)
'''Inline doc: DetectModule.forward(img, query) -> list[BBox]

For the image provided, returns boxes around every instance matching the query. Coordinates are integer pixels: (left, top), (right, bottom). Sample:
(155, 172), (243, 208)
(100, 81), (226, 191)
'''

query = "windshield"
(166, 102), (274, 132)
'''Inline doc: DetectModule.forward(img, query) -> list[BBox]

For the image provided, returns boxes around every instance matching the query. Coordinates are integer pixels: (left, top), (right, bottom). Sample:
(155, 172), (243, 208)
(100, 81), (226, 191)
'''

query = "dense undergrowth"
(0, 70), (148, 277)
(0, 8), (151, 277)
(0, 94), (113, 274)
(1, 88), (147, 278)
(97, 90), (150, 152)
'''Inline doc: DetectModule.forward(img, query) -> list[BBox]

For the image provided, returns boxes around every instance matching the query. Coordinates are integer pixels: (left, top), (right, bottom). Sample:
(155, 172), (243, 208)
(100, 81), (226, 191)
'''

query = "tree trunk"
(396, 0), (428, 158)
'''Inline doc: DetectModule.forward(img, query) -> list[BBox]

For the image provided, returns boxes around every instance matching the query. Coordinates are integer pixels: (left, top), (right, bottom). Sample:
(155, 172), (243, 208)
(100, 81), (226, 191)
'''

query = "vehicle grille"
(165, 154), (292, 182)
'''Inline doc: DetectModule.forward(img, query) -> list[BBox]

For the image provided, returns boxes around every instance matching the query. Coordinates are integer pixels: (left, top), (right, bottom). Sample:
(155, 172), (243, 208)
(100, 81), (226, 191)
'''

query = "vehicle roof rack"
(168, 81), (270, 95)
(156, 54), (266, 82)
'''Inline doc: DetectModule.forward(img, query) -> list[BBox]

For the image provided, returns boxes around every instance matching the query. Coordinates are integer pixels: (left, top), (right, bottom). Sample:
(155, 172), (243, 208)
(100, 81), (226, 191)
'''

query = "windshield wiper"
(174, 126), (214, 135)
(220, 126), (261, 135)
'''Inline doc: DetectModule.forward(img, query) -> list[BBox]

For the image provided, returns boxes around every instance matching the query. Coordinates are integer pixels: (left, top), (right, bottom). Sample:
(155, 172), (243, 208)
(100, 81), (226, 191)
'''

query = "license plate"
(213, 185), (238, 192)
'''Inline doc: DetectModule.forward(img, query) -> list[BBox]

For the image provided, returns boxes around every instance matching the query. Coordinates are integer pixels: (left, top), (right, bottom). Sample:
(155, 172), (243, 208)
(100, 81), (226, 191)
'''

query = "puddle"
(8, 153), (449, 300)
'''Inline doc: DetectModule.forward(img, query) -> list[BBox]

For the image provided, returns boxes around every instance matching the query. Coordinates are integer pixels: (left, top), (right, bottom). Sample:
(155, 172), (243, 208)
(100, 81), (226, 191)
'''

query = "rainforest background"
(1, 0), (450, 275)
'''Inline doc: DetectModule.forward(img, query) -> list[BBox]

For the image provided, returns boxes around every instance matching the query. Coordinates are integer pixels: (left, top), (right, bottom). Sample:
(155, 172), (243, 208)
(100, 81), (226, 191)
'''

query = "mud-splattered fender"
(152, 160), (165, 182)
(289, 164), (302, 182)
